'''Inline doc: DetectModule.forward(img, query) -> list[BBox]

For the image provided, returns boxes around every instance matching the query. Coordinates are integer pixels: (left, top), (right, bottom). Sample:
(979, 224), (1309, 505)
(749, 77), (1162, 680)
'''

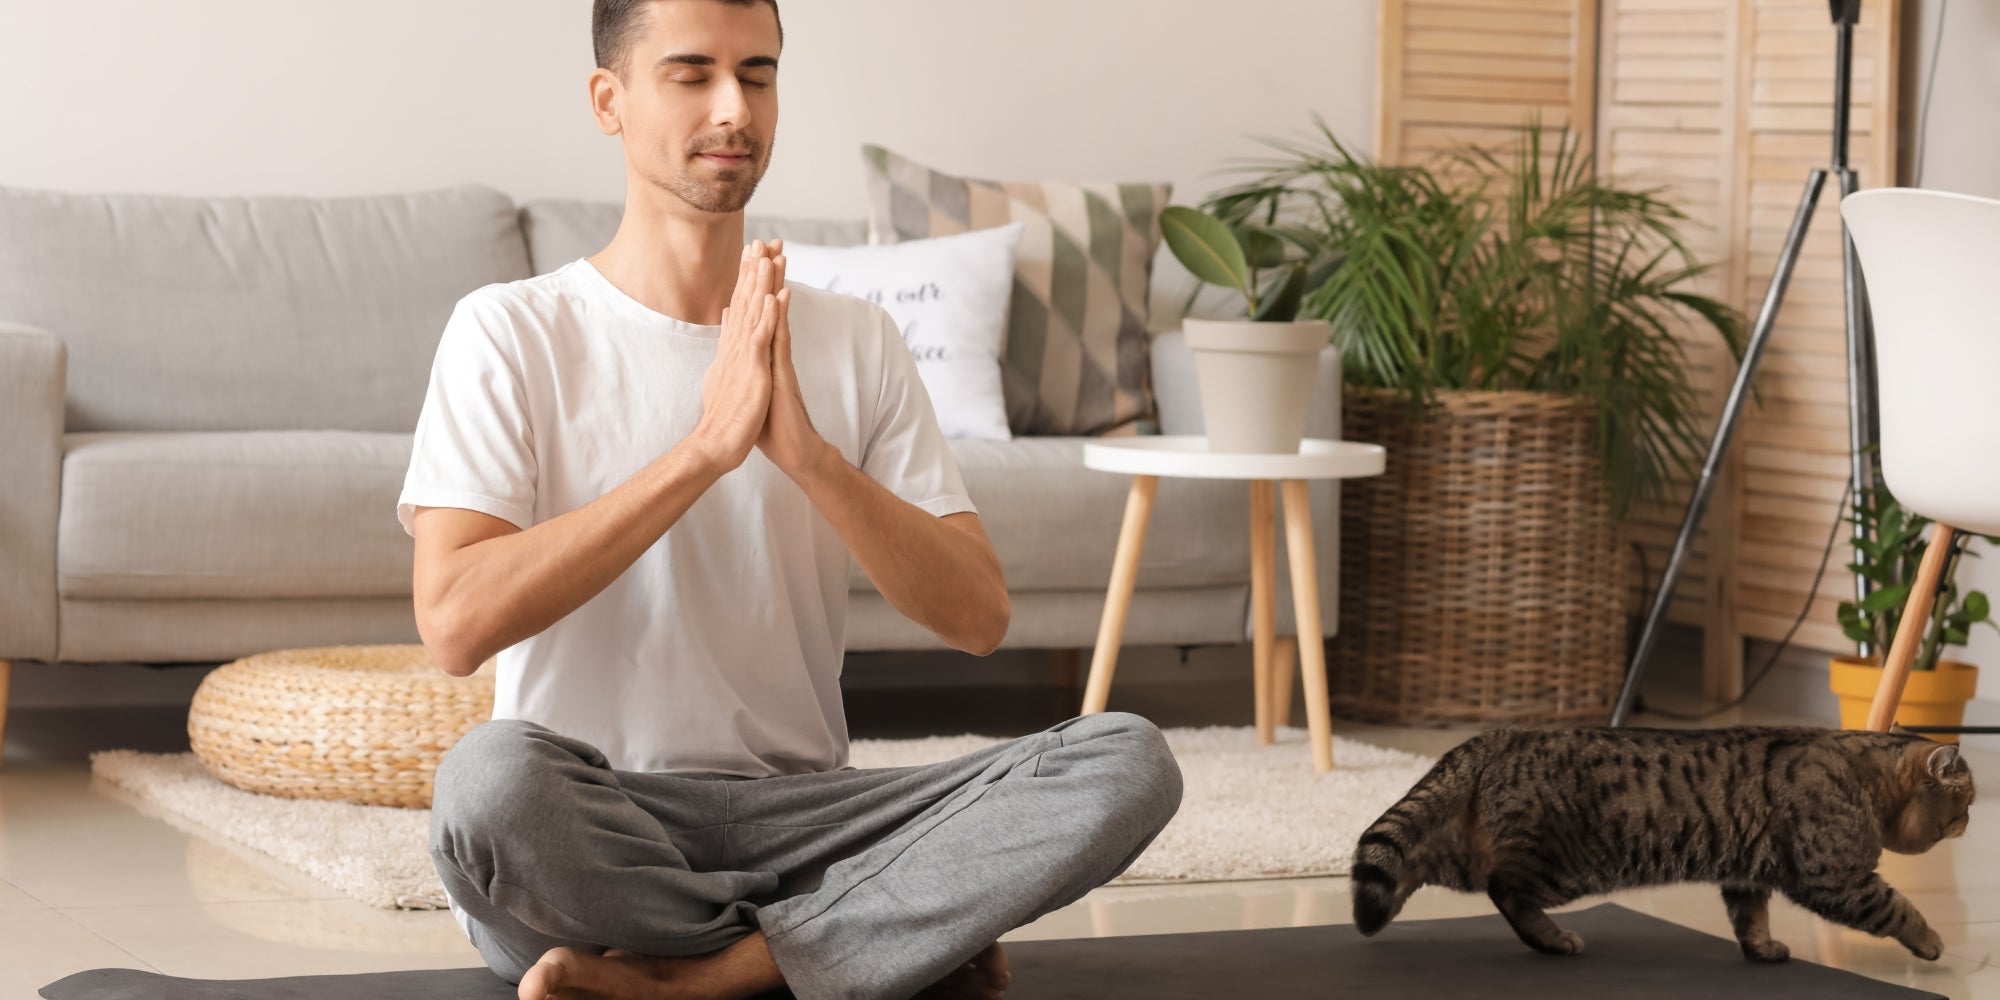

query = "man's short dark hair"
(594, 0), (784, 77)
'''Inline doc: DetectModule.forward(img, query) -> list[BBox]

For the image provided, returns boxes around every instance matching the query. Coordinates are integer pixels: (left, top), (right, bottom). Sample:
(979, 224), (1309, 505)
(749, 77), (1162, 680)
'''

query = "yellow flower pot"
(1829, 656), (1980, 744)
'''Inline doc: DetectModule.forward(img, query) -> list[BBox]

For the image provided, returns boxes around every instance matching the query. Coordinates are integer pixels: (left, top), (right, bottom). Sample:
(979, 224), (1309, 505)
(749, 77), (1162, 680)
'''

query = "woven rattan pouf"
(187, 644), (494, 809)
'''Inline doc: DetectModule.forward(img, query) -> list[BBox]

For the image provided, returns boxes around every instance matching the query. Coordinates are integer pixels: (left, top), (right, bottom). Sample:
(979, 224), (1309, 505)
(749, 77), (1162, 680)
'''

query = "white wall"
(1902, 0), (2000, 200)
(0, 1), (1375, 322)
(1900, 0), (2000, 673)
(0, 1), (1375, 300)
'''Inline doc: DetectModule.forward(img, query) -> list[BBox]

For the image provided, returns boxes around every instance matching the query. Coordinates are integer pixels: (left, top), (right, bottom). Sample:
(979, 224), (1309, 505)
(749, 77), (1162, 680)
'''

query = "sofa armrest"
(1148, 329), (1346, 640)
(0, 323), (65, 661)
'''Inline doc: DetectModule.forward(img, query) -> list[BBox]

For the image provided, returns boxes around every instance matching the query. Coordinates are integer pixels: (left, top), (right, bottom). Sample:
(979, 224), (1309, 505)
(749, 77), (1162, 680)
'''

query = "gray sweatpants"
(428, 712), (1183, 1000)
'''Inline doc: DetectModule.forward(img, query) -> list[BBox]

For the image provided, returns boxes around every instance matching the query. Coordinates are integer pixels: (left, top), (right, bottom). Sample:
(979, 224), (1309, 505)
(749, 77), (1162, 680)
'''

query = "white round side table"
(1080, 436), (1386, 772)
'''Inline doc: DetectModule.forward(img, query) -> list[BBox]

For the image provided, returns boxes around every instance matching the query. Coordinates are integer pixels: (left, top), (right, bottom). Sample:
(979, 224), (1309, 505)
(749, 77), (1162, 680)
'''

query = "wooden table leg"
(0, 658), (9, 771)
(1280, 480), (1335, 772)
(1270, 635), (1298, 731)
(1250, 480), (1277, 744)
(1082, 475), (1159, 715)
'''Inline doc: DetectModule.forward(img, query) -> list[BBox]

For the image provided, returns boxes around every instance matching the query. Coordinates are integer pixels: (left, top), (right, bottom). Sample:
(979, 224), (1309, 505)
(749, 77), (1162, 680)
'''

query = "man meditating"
(396, 1), (1184, 998)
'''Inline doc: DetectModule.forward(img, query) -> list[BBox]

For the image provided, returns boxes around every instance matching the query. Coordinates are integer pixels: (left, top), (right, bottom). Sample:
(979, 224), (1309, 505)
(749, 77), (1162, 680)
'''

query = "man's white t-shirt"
(398, 257), (977, 780)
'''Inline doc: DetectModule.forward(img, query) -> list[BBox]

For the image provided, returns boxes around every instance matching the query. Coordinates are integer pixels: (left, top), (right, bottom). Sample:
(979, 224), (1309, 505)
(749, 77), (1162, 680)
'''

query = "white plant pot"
(1184, 317), (1330, 453)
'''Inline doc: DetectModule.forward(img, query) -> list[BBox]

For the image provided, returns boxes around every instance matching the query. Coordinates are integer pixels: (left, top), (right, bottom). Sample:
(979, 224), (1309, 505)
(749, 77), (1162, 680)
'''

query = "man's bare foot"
(915, 942), (1010, 1000)
(516, 932), (785, 1000)
(518, 947), (667, 1000)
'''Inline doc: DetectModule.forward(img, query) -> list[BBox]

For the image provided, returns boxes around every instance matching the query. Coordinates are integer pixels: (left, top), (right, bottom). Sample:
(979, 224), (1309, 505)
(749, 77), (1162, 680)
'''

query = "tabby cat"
(1351, 726), (1974, 961)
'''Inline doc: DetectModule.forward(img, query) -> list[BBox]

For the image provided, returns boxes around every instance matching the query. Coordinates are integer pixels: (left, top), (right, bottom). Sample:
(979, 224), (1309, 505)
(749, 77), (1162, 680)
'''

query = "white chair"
(1840, 188), (2000, 731)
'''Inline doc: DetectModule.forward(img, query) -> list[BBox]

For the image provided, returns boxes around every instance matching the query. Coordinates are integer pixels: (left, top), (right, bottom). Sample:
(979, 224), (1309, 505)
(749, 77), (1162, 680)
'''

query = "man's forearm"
(791, 445), (1010, 654)
(428, 437), (729, 674)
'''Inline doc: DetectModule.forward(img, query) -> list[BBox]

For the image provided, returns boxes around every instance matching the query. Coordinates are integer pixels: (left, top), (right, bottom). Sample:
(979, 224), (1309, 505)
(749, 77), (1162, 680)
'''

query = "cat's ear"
(1927, 744), (1967, 782)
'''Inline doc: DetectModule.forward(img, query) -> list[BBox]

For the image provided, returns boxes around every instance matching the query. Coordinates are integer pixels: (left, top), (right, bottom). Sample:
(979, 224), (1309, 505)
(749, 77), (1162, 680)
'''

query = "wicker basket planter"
(187, 644), (493, 808)
(1331, 388), (1630, 726)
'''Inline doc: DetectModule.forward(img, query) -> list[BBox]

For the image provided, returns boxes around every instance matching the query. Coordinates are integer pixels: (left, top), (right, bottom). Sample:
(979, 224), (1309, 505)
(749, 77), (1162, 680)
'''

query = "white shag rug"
(89, 726), (1434, 911)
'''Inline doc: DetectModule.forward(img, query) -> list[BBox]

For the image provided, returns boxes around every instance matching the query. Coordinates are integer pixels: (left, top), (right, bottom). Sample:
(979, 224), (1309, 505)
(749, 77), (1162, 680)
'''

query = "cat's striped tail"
(1352, 743), (1480, 936)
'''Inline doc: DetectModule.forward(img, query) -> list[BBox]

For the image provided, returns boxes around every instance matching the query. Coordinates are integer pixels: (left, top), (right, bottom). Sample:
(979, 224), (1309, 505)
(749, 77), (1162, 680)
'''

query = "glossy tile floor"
(3, 678), (1997, 998)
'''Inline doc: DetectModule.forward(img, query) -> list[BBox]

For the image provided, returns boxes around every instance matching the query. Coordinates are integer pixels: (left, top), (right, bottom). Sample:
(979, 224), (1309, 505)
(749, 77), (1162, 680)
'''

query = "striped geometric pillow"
(861, 145), (1169, 437)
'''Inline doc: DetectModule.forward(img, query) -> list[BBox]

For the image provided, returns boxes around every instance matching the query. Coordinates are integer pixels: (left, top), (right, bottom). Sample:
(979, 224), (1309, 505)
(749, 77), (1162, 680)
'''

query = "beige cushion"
(59, 431), (1250, 603)
(49, 430), (1336, 656)
(56, 597), (420, 664)
(58, 431), (414, 600)
(848, 437), (1249, 593)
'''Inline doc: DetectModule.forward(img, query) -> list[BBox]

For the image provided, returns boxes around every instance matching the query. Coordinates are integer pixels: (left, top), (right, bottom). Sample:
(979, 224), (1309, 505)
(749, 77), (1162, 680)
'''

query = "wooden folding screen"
(1377, 0), (1598, 163)
(1376, 0), (1901, 696)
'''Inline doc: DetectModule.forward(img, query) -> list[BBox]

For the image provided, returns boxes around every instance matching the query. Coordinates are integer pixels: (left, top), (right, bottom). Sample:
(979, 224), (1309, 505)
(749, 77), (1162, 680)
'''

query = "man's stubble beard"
(662, 135), (775, 214)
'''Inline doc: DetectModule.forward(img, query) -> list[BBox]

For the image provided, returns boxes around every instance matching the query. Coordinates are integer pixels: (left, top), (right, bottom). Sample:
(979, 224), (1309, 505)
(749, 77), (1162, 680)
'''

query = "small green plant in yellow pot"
(1831, 483), (1997, 742)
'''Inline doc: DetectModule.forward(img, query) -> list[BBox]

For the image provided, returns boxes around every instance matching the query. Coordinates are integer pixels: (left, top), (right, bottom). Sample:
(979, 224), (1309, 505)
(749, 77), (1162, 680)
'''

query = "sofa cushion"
(58, 431), (415, 600)
(861, 145), (1168, 438)
(786, 225), (1023, 442)
(848, 437), (1249, 593)
(0, 184), (530, 434)
(519, 199), (869, 276)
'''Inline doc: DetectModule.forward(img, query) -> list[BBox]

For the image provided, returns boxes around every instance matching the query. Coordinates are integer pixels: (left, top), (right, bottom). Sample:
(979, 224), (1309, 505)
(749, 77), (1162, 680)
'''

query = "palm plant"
(1198, 116), (1746, 515)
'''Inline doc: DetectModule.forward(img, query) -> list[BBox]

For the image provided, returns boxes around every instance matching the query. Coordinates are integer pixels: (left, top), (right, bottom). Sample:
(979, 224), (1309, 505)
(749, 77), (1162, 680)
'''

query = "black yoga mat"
(39, 903), (1944, 999)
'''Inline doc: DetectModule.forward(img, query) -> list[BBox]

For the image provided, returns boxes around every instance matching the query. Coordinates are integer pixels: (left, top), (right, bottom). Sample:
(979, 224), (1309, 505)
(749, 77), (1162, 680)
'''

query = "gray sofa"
(0, 184), (1342, 726)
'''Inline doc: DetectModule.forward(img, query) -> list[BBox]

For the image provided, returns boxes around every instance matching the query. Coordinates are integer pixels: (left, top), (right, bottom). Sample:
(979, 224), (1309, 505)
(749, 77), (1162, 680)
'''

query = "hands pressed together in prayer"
(691, 238), (829, 481)
(683, 237), (1010, 659)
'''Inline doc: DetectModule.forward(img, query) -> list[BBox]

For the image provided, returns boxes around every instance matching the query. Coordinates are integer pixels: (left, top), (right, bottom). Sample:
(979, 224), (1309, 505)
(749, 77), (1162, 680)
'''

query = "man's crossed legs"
(430, 712), (1184, 1000)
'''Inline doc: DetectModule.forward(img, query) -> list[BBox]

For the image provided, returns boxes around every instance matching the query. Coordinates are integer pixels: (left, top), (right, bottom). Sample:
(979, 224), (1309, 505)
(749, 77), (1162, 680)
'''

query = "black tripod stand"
(1609, 0), (1878, 726)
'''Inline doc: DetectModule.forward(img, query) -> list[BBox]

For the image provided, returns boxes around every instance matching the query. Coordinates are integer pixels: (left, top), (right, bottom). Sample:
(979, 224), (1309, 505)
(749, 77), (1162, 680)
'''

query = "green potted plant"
(1830, 482), (1994, 742)
(1159, 204), (1342, 453)
(1191, 117), (1746, 724)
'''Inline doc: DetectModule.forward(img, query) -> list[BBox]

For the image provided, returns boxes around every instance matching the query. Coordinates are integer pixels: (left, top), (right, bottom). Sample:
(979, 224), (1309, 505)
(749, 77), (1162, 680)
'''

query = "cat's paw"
(1539, 931), (1585, 956)
(1903, 927), (1944, 962)
(1741, 939), (1790, 963)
